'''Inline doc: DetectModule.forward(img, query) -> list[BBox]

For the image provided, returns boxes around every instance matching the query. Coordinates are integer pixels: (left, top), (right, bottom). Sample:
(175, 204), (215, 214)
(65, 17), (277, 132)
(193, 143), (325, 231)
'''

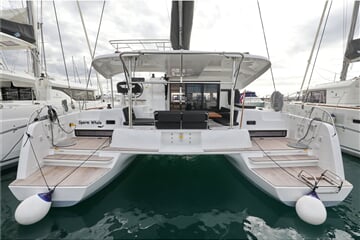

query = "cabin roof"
(308, 77), (359, 91)
(92, 50), (271, 89)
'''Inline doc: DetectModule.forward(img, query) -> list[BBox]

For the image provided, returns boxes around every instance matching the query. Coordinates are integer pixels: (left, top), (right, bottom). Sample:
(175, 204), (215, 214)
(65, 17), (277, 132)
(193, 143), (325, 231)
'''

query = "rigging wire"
(76, 0), (103, 95)
(86, 0), (106, 83)
(52, 0), (73, 100)
(298, 0), (330, 99)
(256, 0), (276, 92)
(304, 0), (333, 98)
(72, 56), (81, 84)
(82, 0), (106, 110)
(40, 0), (48, 76)
(343, 0), (348, 55)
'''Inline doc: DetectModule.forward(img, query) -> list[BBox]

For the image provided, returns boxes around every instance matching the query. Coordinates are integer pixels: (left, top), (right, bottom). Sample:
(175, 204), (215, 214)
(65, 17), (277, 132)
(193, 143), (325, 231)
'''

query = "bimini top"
(92, 50), (271, 89)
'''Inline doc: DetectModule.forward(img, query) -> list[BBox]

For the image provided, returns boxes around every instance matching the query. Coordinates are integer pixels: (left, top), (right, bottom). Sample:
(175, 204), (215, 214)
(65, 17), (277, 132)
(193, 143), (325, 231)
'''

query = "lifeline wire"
(0, 124), (27, 135)
(252, 139), (315, 190)
(1, 106), (48, 161)
(26, 135), (109, 192)
(28, 135), (51, 191)
(52, 137), (110, 190)
(1, 135), (23, 162)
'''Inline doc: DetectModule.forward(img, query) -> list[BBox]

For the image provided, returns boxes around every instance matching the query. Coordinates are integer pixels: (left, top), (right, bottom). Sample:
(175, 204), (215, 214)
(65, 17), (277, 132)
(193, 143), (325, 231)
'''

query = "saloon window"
(1, 83), (34, 100)
(306, 90), (326, 103)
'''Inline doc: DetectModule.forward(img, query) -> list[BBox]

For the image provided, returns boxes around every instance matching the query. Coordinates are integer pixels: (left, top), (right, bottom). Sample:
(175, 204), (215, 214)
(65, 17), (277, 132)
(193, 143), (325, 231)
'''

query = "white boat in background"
(240, 91), (265, 108)
(8, 1), (352, 226)
(284, 77), (360, 157)
(0, 3), (104, 169)
(283, 2), (360, 158)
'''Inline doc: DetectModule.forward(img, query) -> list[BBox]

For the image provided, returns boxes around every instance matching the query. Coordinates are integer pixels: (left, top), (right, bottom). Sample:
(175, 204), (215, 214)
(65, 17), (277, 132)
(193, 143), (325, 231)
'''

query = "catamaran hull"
(9, 154), (135, 207)
(283, 103), (360, 158)
(226, 154), (353, 207)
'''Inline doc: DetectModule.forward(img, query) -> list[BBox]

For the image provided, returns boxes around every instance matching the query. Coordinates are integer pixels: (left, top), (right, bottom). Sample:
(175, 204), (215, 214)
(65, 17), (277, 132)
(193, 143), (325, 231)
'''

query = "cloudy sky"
(2, 0), (359, 97)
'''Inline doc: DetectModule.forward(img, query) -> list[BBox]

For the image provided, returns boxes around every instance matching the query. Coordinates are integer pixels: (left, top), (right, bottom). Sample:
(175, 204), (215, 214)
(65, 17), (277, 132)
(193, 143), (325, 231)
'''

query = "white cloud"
(2, 0), (359, 97)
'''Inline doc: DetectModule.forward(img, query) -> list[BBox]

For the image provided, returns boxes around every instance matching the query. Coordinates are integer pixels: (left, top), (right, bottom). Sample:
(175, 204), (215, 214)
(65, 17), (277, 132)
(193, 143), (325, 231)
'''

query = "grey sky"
(2, 0), (359, 97)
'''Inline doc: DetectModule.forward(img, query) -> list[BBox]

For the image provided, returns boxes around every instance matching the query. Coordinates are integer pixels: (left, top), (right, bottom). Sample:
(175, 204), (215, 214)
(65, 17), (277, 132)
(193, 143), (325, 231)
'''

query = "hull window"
(1, 84), (34, 101)
(305, 90), (326, 103)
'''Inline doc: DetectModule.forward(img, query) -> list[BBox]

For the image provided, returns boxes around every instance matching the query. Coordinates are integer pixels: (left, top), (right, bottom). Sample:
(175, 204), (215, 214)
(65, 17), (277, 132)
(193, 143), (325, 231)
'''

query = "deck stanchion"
(240, 90), (246, 128)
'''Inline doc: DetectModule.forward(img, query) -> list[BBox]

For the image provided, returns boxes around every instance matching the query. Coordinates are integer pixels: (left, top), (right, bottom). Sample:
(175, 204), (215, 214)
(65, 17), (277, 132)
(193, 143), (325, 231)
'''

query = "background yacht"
(0, 2), (103, 169)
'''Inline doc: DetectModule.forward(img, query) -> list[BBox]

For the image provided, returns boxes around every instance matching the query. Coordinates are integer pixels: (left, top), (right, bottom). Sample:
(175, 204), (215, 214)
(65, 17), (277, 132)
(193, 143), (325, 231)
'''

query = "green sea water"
(1, 153), (359, 239)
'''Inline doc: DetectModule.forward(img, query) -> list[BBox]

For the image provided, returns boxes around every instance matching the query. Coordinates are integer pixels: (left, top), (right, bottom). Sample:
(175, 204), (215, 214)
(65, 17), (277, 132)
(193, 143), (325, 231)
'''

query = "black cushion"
(182, 111), (208, 122)
(213, 118), (239, 126)
(123, 107), (136, 121)
(123, 107), (154, 125)
(155, 111), (182, 122)
(124, 119), (154, 126)
(213, 109), (239, 126)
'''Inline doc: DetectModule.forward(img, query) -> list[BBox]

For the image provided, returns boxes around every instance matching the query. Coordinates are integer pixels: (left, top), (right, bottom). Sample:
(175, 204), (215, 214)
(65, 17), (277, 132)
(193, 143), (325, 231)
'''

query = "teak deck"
(253, 166), (350, 187)
(248, 137), (299, 151)
(254, 166), (322, 187)
(44, 154), (113, 161)
(11, 166), (109, 187)
(249, 154), (317, 162)
(12, 136), (313, 188)
(54, 137), (110, 150)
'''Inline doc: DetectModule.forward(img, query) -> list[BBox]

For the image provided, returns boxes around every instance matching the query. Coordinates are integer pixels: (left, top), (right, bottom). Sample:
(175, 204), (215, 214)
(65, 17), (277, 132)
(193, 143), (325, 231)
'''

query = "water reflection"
(1, 154), (359, 239)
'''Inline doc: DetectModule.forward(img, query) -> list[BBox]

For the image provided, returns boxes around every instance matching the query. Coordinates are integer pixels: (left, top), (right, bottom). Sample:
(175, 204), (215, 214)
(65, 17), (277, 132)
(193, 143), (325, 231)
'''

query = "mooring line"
(252, 138), (314, 190)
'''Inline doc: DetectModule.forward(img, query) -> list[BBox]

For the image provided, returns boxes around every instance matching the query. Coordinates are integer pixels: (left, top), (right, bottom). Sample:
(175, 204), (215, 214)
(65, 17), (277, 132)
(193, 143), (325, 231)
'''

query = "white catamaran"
(0, 2), (104, 169)
(9, 1), (352, 226)
(284, 1), (360, 158)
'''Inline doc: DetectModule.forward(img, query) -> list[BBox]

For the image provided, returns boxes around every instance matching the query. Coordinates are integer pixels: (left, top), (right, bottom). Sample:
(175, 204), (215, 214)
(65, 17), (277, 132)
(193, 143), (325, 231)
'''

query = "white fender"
(295, 192), (327, 225)
(15, 191), (53, 225)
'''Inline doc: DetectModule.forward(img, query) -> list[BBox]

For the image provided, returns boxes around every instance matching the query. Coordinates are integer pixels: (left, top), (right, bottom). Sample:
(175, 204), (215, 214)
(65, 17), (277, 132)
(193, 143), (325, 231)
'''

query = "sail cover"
(345, 38), (360, 61)
(0, 8), (35, 44)
(170, 1), (194, 50)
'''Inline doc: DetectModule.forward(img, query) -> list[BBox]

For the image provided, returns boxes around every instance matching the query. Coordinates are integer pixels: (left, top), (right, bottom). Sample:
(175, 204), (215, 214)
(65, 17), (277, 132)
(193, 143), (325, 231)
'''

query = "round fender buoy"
(295, 192), (327, 225)
(15, 191), (53, 225)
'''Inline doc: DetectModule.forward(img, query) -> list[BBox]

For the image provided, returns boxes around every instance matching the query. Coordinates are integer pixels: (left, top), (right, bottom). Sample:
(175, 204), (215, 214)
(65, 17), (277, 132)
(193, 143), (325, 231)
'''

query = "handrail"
(298, 169), (318, 188)
(110, 39), (172, 52)
(118, 51), (247, 128)
(320, 169), (343, 193)
(299, 169), (344, 193)
(308, 106), (337, 137)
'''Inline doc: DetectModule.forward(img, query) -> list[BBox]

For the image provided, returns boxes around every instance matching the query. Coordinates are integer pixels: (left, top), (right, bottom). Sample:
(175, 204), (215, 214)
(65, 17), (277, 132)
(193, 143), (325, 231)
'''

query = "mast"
(27, 1), (41, 78)
(170, 1), (194, 50)
(340, 1), (359, 81)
